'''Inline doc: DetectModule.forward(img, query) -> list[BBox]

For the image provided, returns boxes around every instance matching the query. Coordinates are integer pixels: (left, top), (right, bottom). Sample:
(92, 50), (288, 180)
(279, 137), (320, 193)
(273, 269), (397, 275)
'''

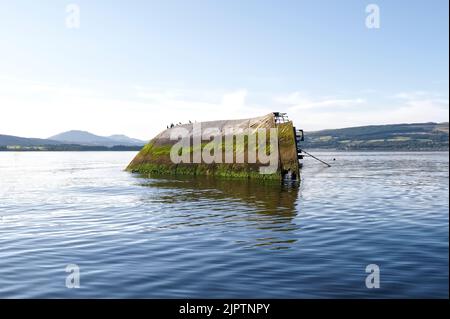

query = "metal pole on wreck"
(299, 149), (332, 167)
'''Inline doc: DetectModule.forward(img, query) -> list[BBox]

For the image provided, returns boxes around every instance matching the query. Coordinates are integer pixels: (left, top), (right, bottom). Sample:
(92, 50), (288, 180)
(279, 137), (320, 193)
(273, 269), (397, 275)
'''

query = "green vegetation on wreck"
(126, 113), (298, 181)
(128, 162), (281, 181)
(126, 137), (282, 181)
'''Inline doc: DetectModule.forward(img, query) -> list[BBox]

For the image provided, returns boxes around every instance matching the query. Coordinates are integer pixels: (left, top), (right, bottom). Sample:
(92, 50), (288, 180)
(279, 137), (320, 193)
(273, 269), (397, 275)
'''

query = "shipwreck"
(126, 112), (305, 181)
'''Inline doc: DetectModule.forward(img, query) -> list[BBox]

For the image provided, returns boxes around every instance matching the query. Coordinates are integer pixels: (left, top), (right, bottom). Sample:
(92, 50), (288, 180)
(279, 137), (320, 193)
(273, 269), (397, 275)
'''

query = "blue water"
(0, 151), (448, 298)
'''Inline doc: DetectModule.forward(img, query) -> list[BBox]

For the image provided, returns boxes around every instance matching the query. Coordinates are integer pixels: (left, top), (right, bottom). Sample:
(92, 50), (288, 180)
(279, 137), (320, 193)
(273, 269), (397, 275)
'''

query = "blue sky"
(0, 0), (448, 139)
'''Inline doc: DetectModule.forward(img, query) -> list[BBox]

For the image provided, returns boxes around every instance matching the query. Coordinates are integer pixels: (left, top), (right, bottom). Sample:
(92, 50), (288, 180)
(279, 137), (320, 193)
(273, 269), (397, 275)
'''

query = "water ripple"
(0, 151), (448, 298)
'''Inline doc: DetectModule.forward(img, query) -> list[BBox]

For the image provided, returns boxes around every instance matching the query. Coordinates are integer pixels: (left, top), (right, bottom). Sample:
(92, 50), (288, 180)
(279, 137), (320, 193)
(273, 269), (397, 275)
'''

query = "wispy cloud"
(393, 91), (449, 109)
(1, 77), (448, 138)
(0, 78), (272, 139)
(276, 92), (366, 111)
(274, 90), (449, 131)
(136, 87), (272, 122)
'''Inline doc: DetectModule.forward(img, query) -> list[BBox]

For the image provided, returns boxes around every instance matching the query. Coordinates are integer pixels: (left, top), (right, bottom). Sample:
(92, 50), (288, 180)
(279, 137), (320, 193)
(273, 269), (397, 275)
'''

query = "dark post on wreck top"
(278, 113), (330, 169)
(273, 111), (304, 156)
(273, 112), (305, 179)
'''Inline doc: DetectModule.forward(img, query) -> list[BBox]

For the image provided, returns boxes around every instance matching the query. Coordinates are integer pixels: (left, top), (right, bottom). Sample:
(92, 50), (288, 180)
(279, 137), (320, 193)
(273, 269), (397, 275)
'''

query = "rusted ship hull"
(127, 113), (301, 181)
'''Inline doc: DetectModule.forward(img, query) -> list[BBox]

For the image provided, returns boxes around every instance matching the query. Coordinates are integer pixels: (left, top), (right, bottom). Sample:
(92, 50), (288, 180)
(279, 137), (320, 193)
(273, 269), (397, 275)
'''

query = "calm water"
(0, 151), (448, 298)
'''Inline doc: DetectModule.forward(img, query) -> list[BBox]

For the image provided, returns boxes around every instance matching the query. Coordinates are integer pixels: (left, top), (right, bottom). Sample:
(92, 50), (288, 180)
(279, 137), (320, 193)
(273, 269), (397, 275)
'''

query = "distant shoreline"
(0, 150), (141, 152)
(302, 149), (449, 152)
(0, 146), (143, 152)
(1, 148), (448, 153)
(1, 122), (448, 153)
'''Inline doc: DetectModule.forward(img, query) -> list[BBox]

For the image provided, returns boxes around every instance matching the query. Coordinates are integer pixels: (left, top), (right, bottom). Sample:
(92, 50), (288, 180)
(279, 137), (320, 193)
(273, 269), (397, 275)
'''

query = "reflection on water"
(0, 151), (448, 298)
(137, 176), (300, 249)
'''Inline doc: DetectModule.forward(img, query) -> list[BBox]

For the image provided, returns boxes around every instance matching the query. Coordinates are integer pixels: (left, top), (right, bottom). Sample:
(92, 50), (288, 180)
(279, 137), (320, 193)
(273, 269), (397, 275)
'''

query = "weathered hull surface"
(126, 113), (300, 181)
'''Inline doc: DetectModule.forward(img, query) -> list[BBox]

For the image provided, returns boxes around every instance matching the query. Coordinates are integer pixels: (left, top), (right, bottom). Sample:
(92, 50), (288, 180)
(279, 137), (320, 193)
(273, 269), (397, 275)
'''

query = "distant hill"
(107, 134), (147, 146)
(1, 123), (448, 152)
(0, 134), (61, 147)
(48, 130), (146, 147)
(301, 122), (449, 151)
(0, 131), (145, 151)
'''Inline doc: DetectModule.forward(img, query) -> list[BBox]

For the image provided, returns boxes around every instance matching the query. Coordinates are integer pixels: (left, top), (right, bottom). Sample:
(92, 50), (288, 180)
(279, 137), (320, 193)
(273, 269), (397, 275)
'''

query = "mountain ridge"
(48, 130), (146, 147)
(301, 122), (449, 151)
(1, 122), (448, 151)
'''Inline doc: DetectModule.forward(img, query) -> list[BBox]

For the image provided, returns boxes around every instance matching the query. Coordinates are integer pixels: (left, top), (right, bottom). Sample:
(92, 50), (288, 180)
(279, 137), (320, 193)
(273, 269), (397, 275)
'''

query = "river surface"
(0, 151), (448, 298)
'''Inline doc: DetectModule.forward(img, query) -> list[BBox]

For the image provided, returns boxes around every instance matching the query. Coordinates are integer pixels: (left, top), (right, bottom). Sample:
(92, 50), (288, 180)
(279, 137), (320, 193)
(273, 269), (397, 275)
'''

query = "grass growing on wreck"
(126, 115), (299, 182)
(127, 162), (281, 181)
(277, 121), (300, 176)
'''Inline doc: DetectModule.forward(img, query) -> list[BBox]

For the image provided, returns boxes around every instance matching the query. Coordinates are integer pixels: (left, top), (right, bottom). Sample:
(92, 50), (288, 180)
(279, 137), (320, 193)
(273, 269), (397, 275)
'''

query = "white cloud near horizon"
(0, 79), (272, 140)
(276, 92), (366, 111)
(0, 78), (448, 140)
(277, 91), (449, 131)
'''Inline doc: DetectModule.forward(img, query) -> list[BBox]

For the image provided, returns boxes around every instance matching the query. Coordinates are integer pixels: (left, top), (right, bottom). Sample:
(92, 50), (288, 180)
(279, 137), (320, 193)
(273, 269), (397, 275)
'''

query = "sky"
(0, 0), (448, 140)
